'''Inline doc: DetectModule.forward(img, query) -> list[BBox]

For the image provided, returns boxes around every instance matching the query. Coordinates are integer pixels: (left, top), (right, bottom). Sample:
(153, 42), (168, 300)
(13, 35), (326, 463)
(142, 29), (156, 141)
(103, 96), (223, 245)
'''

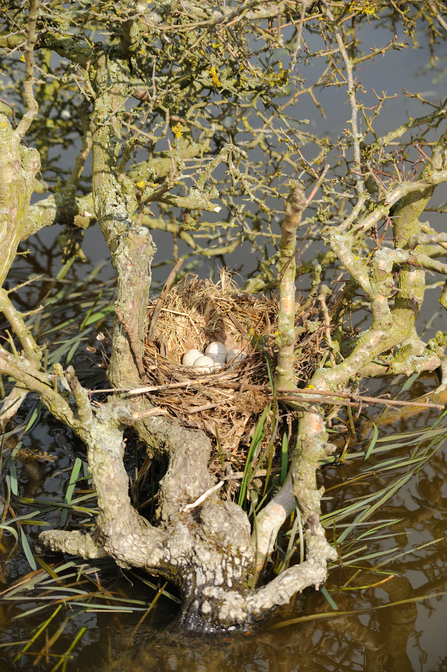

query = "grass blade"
(238, 404), (270, 508)
(60, 458), (83, 526)
(320, 585), (338, 610)
(13, 604), (63, 663)
(20, 527), (37, 571)
(364, 422), (378, 461)
(281, 433), (288, 485)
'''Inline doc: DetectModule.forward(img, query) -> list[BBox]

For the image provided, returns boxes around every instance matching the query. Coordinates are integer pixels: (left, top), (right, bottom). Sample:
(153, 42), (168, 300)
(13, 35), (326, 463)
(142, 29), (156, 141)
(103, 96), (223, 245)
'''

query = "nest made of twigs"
(143, 270), (323, 457)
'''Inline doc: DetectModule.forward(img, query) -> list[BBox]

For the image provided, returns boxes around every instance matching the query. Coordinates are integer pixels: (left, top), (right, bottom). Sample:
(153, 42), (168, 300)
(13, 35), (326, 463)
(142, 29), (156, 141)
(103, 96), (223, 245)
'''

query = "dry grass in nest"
(143, 271), (323, 458)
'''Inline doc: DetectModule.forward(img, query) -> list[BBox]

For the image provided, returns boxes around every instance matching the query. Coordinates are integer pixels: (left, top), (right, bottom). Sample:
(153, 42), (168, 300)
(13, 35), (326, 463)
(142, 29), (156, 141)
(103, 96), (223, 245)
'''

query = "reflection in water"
(76, 565), (446, 672)
(77, 573), (418, 672)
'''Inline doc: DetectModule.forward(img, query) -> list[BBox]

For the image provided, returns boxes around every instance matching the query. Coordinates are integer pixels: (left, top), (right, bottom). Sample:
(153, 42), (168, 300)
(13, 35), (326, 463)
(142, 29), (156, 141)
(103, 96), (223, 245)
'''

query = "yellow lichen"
(210, 66), (222, 88)
(349, 0), (378, 17)
(172, 122), (184, 138)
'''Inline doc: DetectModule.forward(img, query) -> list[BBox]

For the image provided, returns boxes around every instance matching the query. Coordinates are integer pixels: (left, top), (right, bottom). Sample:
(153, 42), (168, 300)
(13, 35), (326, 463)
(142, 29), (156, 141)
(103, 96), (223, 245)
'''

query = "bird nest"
(143, 271), (323, 457)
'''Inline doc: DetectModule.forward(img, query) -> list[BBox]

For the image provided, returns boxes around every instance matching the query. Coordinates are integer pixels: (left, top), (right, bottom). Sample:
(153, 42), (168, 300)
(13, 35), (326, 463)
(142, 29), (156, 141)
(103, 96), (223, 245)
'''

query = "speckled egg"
(205, 341), (227, 364)
(182, 349), (204, 367)
(193, 355), (218, 373)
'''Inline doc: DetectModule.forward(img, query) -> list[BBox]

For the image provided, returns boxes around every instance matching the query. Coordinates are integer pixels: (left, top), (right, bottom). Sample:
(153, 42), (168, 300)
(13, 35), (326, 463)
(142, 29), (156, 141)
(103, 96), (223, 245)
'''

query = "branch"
(0, 288), (41, 367)
(134, 412), (216, 520)
(37, 398), (169, 569)
(254, 473), (297, 564)
(197, 524), (336, 628)
(0, 287), (42, 424)
(0, 114), (40, 284)
(179, 0), (293, 26)
(0, 346), (79, 429)
(255, 132), (447, 563)
(427, 0), (447, 32)
(323, 0), (364, 198)
(0, 387), (29, 428)
(276, 182), (306, 389)
(15, 0), (39, 140)
(37, 530), (109, 559)
(369, 105), (447, 150)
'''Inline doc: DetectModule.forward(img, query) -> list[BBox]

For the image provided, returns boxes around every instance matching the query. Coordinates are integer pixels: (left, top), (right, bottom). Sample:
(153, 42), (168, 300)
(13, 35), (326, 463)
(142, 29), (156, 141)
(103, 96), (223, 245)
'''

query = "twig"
(222, 467), (281, 481)
(427, 0), (447, 32)
(183, 480), (224, 511)
(15, 0), (39, 139)
(125, 370), (243, 395)
(347, 394), (443, 410)
(132, 407), (170, 419)
(323, 0), (364, 198)
(6, 274), (45, 294)
(92, 380), (445, 409)
(318, 285), (335, 367)
(279, 394), (360, 408)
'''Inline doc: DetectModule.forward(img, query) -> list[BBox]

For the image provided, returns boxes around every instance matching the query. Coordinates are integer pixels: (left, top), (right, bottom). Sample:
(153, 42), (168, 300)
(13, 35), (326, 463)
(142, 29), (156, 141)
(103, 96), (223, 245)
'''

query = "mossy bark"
(276, 183), (307, 389)
(0, 115), (40, 285)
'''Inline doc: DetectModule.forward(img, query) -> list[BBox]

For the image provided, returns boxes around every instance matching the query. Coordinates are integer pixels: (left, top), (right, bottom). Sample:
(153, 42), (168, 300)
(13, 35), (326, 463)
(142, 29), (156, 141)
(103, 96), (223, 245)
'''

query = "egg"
(193, 355), (219, 373)
(182, 349), (204, 366)
(205, 341), (227, 364)
(226, 349), (245, 364)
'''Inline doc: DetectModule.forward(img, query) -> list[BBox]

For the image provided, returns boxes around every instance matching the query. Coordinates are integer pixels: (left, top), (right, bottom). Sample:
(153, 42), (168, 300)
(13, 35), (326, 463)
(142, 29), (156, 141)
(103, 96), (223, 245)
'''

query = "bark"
(0, 115), (40, 286)
(0, 110), (41, 424)
(276, 182), (307, 389)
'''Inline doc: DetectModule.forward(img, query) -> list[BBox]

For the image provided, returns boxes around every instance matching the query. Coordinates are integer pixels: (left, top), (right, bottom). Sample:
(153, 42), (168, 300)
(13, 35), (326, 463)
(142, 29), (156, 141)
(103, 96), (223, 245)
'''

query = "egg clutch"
(182, 342), (245, 372)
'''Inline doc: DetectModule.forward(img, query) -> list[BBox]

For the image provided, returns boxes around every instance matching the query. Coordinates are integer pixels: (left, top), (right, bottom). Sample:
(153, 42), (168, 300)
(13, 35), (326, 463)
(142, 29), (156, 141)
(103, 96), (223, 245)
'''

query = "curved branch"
(37, 530), (109, 559)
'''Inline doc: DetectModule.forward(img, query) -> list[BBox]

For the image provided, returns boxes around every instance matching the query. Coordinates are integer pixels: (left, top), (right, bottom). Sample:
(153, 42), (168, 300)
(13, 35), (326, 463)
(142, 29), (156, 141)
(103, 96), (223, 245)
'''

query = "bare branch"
(15, 0), (39, 140)
(276, 182), (307, 389)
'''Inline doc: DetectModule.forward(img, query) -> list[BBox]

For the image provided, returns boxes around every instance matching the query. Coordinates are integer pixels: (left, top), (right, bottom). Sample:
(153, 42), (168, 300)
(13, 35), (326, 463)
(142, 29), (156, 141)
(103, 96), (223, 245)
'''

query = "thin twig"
(427, 0), (447, 32)
(323, 0), (364, 198)
(183, 480), (224, 511)
(222, 467), (281, 481)
(6, 274), (45, 294)
(91, 380), (445, 409)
